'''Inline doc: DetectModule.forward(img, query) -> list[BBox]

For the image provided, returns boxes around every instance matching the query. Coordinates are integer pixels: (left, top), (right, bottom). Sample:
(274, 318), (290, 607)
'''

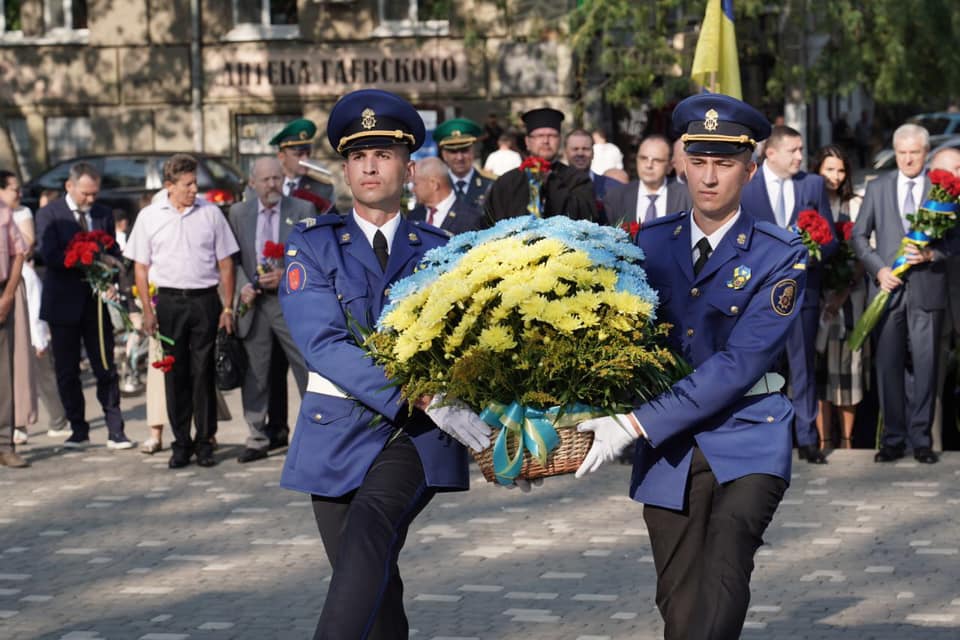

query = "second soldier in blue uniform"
(576, 94), (809, 640)
(279, 90), (491, 640)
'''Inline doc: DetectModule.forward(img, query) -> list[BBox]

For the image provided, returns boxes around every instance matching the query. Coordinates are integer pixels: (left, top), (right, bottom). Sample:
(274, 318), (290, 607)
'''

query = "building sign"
(205, 43), (468, 99)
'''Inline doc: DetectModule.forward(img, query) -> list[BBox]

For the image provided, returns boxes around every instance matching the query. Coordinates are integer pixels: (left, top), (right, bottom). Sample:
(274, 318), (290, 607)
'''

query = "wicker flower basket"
(472, 426), (595, 483)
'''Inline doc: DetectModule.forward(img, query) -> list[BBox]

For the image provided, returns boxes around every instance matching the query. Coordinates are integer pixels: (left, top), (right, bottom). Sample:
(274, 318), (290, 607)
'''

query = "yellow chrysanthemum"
(477, 325), (517, 352)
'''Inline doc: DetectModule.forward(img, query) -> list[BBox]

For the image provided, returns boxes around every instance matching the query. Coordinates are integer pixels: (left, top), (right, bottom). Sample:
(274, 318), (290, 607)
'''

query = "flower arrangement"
(131, 281), (176, 369)
(848, 170), (960, 350)
(519, 157), (552, 218)
(821, 220), (857, 294)
(238, 241), (285, 318)
(364, 216), (688, 483)
(620, 221), (641, 242)
(151, 354), (176, 374)
(789, 209), (834, 261)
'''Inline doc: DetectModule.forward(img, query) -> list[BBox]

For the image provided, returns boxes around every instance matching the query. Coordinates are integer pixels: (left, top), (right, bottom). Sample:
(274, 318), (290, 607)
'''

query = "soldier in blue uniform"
(576, 94), (809, 640)
(279, 90), (489, 639)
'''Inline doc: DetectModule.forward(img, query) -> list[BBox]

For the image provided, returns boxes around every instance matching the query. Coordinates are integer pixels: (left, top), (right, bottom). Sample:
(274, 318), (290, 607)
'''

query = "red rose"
(838, 221), (854, 242)
(80, 250), (95, 266)
(519, 157), (551, 175)
(263, 240), (285, 260)
(797, 209), (832, 245)
(64, 249), (78, 268)
(929, 169), (953, 188)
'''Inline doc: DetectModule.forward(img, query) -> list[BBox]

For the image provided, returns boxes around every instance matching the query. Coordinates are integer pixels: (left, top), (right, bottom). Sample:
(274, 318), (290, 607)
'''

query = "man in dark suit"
(852, 123), (951, 464)
(485, 108), (597, 223)
(564, 128), (621, 223)
(603, 134), (693, 227)
(271, 118), (336, 213)
(434, 117), (495, 210)
(741, 125), (837, 464)
(409, 157), (487, 234)
(35, 163), (134, 450)
(229, 157), (314, 463)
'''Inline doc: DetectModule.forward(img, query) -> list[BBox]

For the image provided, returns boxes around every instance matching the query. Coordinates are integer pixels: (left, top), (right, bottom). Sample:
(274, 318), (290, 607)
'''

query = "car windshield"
(910, 116), (952, 136)
(102, 157), (150, 189)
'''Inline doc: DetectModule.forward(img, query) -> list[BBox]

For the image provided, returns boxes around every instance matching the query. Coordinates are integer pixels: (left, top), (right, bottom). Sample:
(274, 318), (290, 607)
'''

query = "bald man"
(228, 157), (315, 463)
(409, 157), (488, 234)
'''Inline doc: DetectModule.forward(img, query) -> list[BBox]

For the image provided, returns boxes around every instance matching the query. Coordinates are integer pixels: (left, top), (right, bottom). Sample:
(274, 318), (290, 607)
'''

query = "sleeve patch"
(286, 261), (307, 293)
(771, 278), (798, 316)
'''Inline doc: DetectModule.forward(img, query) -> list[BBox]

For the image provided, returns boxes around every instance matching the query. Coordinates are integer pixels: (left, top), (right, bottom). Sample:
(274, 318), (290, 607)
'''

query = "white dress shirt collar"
(762, 163), (795, 227)
(352, 210), (402, 253)
(430, 190), (457, 228)
(690, 208), (742, 253)
(65, 194), (93, 228)
(449, 168), (475, 191)
(635, 181), (668, 222)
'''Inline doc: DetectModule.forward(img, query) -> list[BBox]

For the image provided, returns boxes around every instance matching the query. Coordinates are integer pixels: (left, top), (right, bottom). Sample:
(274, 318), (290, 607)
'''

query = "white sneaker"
(107, 438), (136, 450)
(13, 428), (28, 445)
(47, 427), (73, 438)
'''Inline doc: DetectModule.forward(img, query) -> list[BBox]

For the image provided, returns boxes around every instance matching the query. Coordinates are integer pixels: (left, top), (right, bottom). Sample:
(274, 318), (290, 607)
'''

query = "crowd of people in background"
(3, 103), (960, 470)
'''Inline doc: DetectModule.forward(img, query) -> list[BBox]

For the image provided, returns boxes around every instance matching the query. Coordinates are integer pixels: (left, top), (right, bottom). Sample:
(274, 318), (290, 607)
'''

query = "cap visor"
(685, 141), (753, 155)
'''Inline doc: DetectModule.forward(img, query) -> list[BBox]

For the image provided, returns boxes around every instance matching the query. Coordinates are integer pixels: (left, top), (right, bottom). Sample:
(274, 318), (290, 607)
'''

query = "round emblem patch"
(771, 278), (798, 316)
(286, 262), (306, 294)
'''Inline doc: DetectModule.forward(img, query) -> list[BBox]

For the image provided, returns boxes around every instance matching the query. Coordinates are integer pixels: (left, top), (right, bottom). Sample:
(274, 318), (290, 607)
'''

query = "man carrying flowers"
(850, 123), (960, 465)
(575, 94), (808, 640)
(278, 89), (480, 639)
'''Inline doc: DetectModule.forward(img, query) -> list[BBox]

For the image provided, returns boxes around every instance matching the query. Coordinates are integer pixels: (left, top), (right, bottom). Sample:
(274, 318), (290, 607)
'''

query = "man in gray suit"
(603, 134), (692, 227)
(851, 124), (953, 464)
(230, 157), (314, 463)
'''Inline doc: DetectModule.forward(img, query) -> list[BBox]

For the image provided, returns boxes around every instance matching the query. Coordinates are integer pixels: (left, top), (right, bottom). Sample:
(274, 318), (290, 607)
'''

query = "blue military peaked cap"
(269, 118), (317, 150)
(327, 89), (425, 157)
(671, 94), (771, 155)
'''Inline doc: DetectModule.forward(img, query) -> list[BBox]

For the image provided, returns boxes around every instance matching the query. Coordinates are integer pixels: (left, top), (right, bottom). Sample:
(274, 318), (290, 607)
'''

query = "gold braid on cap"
(337, 129), (416, 153)
(438, 136), (477, 149)
(681, 133), (757, 148)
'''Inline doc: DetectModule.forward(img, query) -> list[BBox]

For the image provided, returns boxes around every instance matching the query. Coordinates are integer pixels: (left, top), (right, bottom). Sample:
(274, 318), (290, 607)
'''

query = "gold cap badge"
(361, 108), (376, 130)
(704, 109), (719, 132)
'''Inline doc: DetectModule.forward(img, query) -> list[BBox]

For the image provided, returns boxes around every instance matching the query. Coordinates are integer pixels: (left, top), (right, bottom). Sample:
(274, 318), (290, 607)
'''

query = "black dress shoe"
(237, 448), (269, 463)
(196, 454), (217, 467)
(168, 453), (191, 469)
(874, 446), (905, 462)
(798, 445), (827, 464)
(914, 448), (939, 464)
(268, 435), (289, 451)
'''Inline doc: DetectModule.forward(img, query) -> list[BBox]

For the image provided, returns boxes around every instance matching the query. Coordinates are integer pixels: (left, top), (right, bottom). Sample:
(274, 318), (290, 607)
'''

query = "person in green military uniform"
(484, 107), (598, 222)
(434, 117), (495, 210)
(269, 118), (336, 213)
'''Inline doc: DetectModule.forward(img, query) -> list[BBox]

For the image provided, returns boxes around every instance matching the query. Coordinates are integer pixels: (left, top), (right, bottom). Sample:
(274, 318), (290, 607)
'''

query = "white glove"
(574, 415), (638, 478)
(501, 477), (544, 493)
(425, 395), (493, 453)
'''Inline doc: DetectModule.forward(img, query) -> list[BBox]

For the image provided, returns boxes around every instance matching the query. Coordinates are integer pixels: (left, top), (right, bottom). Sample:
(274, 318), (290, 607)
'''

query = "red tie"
(426, 206), (437, 225)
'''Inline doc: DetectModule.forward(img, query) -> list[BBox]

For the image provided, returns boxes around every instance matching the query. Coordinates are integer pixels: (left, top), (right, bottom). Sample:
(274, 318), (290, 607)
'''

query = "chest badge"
(673, 225), (682, 237)
(340, 232), (351, 244)
(736, 233), (747, 246)
(726, 265), (752, 290)
(771, 278), (798, 316)
(408, 232), (419, 242)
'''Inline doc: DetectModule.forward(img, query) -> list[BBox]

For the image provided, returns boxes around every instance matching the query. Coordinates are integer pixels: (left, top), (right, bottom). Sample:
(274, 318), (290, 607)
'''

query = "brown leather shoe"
(0, 450), (30, 468)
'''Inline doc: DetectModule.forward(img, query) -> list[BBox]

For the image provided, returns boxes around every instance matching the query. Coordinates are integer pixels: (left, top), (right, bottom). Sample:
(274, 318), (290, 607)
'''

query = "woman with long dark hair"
(812, 144), (866, 449)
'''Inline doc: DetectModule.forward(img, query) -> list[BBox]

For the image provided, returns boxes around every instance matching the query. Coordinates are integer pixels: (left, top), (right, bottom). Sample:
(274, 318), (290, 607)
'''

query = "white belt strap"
(745, 372), (785, 397)
(307, 371), (351, 399)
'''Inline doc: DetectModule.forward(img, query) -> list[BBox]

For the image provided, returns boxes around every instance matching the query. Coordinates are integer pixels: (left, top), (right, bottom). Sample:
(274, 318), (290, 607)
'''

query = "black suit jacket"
(602, 180), (692, 226)
(484, 161), (596, 223)
(408, 195), (488, 234)
(35, 198), (117, 325)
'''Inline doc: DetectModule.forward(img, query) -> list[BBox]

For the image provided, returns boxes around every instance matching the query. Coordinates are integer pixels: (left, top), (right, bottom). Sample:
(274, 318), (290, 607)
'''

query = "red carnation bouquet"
(238, 240), (285, 317)
(620, 221), (640, 241)
(520, 157), (552, 218)
(789, 209), (834, 261)
(821, 220), (857, 294)
(849, 169), (960, 350)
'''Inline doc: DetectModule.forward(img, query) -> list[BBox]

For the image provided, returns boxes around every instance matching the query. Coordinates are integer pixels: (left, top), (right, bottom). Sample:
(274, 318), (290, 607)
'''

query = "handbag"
(215, 327), (247, 390)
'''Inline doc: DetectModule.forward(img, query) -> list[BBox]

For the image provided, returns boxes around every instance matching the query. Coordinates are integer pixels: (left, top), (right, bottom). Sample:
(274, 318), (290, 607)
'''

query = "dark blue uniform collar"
(671, 210), (756, 283)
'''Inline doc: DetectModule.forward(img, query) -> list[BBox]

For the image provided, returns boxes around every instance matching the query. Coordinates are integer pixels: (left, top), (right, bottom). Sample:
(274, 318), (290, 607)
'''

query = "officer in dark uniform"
(270, 118), (336, 213)
(484, 107), (597, 222)
(576, 94), (808, 640)
(434, 117), (495, 210)
(278, 90), (484, 640)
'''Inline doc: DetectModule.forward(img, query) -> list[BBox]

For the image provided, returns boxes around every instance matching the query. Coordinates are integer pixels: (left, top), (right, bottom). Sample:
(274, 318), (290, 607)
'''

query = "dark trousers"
(267, 335), (289, 442)
(874, 290), (942, 450)
(785, 304), (819, 447)
(311, 435), (435, 640)
(157, 289), (219, 458)
(643, 447), (786, 640)
(49, 301), (125, 439)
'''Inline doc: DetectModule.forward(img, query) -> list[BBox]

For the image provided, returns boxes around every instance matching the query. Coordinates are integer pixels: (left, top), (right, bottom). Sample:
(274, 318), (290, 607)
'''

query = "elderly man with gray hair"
(409, 157), (487, 234)
(229, 157), (315, 463)
(851, 123), (960, 465)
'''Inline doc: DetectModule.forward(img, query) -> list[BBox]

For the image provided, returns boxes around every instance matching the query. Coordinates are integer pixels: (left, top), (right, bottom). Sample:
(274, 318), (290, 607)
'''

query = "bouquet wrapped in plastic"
(364, 216), (688, 484)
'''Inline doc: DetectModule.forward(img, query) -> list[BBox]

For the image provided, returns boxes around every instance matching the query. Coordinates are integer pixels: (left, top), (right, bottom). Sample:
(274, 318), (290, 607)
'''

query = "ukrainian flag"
(690, 0), (742, 99)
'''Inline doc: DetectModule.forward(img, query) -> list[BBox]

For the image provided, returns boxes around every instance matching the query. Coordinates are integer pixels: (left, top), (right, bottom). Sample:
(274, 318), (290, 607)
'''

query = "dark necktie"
(693, 237), (712, 276)
(643, 194), (658, 224)
(373, 230), (389, 271)
(456, 179), (467, 196)
(74, 210), (89, 232)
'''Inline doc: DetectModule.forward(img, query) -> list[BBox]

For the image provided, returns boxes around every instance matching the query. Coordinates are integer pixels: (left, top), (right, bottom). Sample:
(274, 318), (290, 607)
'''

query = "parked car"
(21, 153), (245, 219)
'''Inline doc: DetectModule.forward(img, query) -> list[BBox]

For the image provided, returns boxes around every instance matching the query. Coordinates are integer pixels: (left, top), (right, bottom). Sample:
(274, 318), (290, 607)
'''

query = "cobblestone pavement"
(2, 378), (959, 640)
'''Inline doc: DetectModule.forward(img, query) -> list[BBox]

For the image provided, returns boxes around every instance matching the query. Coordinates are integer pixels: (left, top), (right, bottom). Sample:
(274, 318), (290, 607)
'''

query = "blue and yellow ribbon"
(920, 200), (959, 213)
(479, 401), (601, 485)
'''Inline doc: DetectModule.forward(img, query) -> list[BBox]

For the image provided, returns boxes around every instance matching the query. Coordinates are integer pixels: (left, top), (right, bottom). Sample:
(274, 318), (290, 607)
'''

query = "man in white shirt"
(590, 129), (624, 176)
(482, 133), (522, 177)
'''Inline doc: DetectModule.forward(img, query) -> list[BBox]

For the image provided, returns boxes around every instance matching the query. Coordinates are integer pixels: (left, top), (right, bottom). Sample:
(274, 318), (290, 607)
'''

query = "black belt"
(157, 286), (218, 297)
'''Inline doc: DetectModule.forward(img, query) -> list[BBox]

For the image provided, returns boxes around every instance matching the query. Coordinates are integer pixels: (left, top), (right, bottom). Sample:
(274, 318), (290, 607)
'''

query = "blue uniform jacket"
(278, 213), (469, 498)
(741, 170), (837, 309)
(630, 211), (808, 510)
